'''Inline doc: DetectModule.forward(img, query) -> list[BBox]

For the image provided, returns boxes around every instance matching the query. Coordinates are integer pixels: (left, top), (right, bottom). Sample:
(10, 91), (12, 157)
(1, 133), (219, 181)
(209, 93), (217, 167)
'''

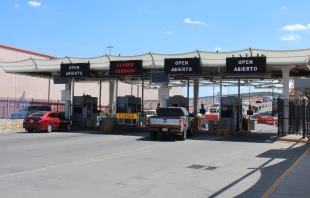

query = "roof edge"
(0, 44), (58, 59)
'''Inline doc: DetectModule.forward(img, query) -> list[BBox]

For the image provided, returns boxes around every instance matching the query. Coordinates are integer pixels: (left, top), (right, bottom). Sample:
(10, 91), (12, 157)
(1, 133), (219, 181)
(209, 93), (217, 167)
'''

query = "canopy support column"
(99, 80), (102, 116)
(65, 83), (70, 118)
(113, 79), (119, 117)
(294, 78), (300, 100)
(281, 66), (294, 136)
(219, 75), (223, 120)
(187, 78), (190, 111)
(108, 80), (115, 117)
(193, 78), (199, 117)
(71, 78), (75, 117)
(142, 79), (144, 112)
(48, 79), (50, 106)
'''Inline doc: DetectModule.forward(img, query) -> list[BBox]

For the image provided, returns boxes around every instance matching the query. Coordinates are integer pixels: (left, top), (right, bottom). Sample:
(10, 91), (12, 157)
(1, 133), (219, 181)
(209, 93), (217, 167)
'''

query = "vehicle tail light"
(179, 119), (182, 125)
(23, 119), (26, 123)
(37, 118), (42, 123)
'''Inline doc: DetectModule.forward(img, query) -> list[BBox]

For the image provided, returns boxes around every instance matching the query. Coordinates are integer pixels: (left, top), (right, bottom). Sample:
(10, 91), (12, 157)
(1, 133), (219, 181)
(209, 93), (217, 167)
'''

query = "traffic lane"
(0, 130), (130, 148)
(0, 131), (156, 176)
(0, 132), (306, 198)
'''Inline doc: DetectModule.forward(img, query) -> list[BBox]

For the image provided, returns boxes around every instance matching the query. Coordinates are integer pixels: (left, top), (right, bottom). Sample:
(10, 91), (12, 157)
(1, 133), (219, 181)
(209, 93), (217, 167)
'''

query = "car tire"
(180, 129), (187, 141)
(150, 131), (157, 140)
(26, 129), (34, 132)
(65, 123), (71, 131)
(47, 124), (52, 133)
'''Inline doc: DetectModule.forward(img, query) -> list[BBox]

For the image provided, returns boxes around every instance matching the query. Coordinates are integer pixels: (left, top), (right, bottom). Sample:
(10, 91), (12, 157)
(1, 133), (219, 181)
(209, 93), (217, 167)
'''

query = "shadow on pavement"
(207, 143), (310, 198)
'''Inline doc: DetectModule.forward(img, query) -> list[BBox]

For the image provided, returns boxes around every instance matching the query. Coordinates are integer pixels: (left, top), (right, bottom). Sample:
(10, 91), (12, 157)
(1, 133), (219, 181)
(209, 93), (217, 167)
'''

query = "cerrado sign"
(109, 60), (143, 76)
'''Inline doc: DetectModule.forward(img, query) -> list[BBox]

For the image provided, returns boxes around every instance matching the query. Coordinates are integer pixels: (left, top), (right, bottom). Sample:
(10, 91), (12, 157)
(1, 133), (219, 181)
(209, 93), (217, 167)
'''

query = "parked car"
(148, 107), (194, 141)
(11, 105), (51, 119)
(262, 96), (270, 102)
(255, 98), (263, 103)
(23, 111), (72, 133)
(210, 103), (220, 113)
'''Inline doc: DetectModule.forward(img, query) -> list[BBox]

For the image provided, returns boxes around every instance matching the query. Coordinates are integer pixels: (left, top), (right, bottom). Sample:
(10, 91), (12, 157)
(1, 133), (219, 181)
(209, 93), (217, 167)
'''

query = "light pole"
(107, 46), (114, 55)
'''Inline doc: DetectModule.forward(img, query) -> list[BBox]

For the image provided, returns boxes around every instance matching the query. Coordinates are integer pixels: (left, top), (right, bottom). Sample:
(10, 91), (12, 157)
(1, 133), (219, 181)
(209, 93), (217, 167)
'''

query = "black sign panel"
(226, 57), (267, 75)
(53, 75), (69, 84)
(60, 63), (90, 78)
(109, 60), (143, 76)
(151, 72), (170, 83)
(164, 58), (201, 75)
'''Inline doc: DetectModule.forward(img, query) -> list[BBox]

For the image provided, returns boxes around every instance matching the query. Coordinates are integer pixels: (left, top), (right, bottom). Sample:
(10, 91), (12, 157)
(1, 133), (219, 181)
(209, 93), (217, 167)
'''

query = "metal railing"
(278, 99), (309, 138)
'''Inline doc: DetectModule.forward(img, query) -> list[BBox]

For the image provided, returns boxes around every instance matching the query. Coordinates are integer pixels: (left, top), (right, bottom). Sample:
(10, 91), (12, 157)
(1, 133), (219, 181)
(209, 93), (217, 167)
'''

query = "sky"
(1, 0), (309, 97)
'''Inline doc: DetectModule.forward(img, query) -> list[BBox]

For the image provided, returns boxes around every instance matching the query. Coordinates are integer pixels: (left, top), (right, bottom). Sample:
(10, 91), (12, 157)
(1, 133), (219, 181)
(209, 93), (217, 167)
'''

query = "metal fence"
(0, 97), (65, 119)
(278, 99), (310, 138)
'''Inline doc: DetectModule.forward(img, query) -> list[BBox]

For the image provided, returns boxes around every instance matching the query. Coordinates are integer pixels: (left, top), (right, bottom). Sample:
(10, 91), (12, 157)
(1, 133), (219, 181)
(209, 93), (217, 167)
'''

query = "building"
(0, 44), (183, 106)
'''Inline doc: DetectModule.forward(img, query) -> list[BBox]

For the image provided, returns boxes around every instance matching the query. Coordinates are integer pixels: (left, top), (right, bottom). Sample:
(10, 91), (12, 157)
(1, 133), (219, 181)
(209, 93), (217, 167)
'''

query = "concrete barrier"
(0, 119), (24, 132)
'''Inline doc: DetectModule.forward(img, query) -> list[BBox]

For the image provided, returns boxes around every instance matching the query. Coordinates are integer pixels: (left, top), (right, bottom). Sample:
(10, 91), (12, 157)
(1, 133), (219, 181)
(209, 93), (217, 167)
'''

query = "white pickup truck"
(148, 107), (194, 141)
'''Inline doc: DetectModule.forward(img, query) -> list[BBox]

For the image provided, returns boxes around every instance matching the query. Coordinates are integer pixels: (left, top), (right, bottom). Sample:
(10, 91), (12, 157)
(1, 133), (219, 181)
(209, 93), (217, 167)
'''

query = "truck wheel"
(150, 131), (157, 140)
(180, 129), (187, 141)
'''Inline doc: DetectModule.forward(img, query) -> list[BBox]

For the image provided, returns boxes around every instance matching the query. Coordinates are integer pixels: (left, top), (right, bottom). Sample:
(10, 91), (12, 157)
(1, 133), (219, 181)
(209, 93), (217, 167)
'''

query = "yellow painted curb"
(261, 147), (310, 198)
(270, 136), (310, 144)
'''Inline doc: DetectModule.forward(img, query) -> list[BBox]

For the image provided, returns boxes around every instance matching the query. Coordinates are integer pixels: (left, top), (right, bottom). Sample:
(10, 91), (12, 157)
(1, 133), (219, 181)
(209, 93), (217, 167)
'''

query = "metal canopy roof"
(0, 48), (310, 81)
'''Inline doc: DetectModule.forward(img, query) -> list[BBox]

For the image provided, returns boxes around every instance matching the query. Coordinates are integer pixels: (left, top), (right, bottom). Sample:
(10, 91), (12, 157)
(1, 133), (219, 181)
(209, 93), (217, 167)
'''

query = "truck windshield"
(157, 108), (184, 116)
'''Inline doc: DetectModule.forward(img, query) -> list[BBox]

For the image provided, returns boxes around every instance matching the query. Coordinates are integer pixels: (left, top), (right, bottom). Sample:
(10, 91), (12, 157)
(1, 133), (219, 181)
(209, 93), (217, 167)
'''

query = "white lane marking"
(0, 146), (152, 179)
(0, 135), (137, 152)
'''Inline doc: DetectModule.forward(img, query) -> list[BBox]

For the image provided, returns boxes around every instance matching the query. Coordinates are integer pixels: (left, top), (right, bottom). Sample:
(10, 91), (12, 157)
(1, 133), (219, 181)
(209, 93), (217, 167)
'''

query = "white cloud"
(165, 31), (173, 34)
(14, 4), (20, 7)
(281, 23), (310, 31)
(282, 6), (289, 10)
(28, 1), (41, 7)
(184, 18), (208, 27)
(214, 47), (221, 51)
(280, 34), (301, 41)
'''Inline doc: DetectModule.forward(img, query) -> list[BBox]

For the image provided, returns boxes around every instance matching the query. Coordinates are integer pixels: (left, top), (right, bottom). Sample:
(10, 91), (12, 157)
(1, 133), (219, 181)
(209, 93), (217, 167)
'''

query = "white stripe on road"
(0, 146), (152, 179)
(0, 135), (137, 152)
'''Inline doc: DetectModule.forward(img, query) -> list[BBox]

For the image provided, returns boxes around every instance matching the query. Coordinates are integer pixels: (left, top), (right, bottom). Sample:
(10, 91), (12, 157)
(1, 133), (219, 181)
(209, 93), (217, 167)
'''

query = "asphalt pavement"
(0, 130), (308, 198)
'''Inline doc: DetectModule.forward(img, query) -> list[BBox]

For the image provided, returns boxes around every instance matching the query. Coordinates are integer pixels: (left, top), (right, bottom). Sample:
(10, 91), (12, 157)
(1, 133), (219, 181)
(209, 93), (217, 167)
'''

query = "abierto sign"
(60, 63), (90, 78)
(164, 58), (201, 75)
(109, 60), (143, 76)
(226, 57), (267, 75)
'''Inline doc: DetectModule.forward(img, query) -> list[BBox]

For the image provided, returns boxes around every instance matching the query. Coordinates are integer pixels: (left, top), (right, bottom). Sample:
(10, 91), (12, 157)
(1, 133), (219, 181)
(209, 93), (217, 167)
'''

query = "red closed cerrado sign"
(109, 60), (143, 76)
